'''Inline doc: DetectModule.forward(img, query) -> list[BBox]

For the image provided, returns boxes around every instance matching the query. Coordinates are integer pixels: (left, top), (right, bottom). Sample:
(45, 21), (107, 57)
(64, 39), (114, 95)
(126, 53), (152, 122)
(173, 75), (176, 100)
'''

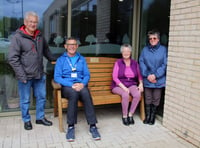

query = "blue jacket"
(139, 43), (167, 88)
(54, 52), (90, 87)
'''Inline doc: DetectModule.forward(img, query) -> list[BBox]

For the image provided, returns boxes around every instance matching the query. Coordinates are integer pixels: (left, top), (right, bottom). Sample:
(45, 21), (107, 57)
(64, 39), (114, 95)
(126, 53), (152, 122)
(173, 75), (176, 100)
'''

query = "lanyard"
(67, 57), (77, 71)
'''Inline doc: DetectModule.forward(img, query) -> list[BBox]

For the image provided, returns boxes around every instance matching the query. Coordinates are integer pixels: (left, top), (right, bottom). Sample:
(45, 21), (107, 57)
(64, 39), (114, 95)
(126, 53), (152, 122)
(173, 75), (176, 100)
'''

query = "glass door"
(0, 0), (54, 112)
(139, 0), (171, 117)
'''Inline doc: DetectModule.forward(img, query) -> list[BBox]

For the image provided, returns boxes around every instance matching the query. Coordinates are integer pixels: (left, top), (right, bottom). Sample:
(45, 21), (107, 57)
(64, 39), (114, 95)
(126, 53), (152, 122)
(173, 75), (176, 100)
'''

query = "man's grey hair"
(24, 11), (39, 20)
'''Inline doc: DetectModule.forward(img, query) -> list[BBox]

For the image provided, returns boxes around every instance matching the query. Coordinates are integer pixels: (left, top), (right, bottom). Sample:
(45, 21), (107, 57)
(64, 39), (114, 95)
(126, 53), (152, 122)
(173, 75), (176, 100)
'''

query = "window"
(0, 0), (54, 112)
(71, 0), (134, 57)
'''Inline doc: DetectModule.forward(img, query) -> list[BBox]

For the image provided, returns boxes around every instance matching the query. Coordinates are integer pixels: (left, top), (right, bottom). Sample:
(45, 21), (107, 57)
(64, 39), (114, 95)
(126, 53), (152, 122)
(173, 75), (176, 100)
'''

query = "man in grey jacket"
(8, 11), (57, 130)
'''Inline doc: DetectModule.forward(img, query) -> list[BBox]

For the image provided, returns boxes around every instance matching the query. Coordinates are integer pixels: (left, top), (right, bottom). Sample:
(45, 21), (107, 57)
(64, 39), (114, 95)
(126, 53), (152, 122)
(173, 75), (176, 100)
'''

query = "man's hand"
(72, 83), (84, 91)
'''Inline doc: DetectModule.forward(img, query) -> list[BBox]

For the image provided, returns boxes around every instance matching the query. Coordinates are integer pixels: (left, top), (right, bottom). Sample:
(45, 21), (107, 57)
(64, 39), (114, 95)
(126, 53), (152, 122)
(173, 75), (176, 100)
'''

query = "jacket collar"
(19, 25), (40, 39)
(148, 42), (160, 51)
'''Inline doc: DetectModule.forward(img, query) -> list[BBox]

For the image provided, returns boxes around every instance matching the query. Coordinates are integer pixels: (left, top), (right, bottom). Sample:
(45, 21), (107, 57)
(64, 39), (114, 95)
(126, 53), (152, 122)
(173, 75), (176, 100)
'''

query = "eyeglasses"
(27, 21), (38, 24)
(66, 43), (77, 46)
(149, 37), (157, 41)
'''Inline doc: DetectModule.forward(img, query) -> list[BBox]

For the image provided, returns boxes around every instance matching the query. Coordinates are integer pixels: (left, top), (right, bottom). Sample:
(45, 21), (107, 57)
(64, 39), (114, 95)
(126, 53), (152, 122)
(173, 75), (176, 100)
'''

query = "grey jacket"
(8, 25), (57, 82)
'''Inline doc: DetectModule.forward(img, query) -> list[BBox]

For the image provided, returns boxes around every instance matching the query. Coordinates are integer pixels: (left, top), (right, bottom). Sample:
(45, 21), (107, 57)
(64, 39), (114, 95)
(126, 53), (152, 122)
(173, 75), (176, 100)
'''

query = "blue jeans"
(18, 75), (46, 122)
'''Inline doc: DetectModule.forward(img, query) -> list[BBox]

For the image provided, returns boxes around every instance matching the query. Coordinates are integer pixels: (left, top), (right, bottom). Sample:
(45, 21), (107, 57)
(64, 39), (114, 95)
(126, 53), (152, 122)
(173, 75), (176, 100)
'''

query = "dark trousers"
(144, 87), (162, 106)
(61, 86), (97, 125)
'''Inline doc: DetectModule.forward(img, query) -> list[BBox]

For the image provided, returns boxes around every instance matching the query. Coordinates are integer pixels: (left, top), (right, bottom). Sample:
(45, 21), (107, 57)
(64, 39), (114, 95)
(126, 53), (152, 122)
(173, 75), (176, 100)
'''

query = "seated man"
(54, 37), (101, 142)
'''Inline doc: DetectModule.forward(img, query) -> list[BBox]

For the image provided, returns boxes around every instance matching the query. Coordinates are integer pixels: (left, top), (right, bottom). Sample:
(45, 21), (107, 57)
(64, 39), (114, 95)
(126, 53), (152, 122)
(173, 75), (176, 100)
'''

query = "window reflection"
(139, 0), (170, 51)
(139, 0), (170, 117)
(71, 0), (133, 56)
(0, 0), (54, 112)
(44, 0), (68, 48)
(0, 0), (171, 114)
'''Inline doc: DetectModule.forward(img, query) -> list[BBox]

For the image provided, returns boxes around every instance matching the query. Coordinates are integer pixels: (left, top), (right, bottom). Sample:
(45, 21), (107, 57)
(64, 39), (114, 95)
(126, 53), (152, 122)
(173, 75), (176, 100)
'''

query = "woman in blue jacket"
(139, 30), (167, 125)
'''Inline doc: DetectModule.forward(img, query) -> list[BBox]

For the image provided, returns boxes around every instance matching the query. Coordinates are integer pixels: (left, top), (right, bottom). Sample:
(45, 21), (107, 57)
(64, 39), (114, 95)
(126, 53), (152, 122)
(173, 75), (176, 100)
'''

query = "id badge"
(71, 72), (77, 78)
(72, 67), (76, 71)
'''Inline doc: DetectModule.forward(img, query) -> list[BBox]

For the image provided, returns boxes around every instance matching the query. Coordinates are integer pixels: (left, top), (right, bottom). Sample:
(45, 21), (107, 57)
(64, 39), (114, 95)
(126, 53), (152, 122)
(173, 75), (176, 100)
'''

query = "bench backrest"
(85, 57), (117, 96)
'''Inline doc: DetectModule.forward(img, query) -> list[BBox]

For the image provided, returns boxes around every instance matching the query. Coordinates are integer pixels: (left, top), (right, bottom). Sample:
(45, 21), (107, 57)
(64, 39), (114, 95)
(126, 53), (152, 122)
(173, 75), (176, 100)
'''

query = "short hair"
(65, 37), (78, 44)
(24, 11), (39, 20)
(120, 44), (132, 53)
(147, 29), (160, 39)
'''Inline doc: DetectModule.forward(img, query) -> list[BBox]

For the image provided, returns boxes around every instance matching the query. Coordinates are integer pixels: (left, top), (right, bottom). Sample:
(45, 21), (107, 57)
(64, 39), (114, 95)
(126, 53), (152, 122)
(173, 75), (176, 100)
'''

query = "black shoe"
(128, 116), (135, 124)
(122, 117), (129, 126)
(24, 121), (32, 130)
(36, 118), (53, 126)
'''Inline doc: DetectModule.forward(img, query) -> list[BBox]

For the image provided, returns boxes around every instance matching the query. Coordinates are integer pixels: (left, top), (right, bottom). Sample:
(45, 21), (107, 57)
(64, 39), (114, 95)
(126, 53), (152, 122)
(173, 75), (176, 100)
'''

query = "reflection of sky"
(80, 0), (96, 11)
(2, 0), (53, 19)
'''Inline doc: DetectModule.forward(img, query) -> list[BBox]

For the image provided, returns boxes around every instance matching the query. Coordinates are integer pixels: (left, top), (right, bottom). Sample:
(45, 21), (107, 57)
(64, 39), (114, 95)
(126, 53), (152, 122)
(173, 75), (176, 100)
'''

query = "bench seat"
(52, 57), (145, 132)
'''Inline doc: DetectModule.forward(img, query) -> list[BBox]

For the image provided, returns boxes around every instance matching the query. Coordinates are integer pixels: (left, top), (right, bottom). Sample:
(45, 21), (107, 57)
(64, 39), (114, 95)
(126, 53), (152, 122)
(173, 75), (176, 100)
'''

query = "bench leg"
(57, 90), (64, 132)
(53, 90), (58, 117)
(140, 93), (145, 121)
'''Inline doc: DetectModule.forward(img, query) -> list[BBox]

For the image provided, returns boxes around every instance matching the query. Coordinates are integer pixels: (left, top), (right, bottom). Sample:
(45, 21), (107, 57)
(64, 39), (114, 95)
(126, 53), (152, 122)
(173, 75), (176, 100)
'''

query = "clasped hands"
(72, 83), (84, 91)
(147, 74), (157, 83)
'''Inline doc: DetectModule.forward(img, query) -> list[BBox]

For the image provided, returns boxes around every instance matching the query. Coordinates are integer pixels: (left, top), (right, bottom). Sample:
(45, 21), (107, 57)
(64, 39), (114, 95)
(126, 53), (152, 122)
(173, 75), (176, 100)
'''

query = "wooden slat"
(90, 73), (112, 77)
(89, 85), (111, 91)
(89, 77), (112, 82)
(88, 64), (114, 69)
(90, 91), (113, 96)
(61, 94), (133, 108)
(85, 57), (117, 63)
(89, 68), (113, 73)
(88, 81), (111, 86)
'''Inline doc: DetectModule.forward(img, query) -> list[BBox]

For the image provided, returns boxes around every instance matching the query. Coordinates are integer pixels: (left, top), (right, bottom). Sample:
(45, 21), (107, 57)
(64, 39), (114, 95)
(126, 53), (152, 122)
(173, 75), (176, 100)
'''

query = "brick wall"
(163, 0), (200, 147)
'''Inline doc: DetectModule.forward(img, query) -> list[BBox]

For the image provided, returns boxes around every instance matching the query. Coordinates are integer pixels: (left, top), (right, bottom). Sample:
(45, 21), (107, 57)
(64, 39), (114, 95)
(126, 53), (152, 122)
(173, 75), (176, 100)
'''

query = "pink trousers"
(112, 85), (141, 116)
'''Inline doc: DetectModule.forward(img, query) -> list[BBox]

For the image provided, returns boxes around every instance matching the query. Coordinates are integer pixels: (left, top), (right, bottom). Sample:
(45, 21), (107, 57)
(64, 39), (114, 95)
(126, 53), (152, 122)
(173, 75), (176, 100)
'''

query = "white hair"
(120, 44), (132, 53)
(24, 11), (39, 21)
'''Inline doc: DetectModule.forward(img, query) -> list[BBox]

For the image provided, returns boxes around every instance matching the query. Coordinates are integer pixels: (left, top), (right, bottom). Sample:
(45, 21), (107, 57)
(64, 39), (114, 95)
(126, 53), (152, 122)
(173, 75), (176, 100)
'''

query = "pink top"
(112, 62), (142, 85)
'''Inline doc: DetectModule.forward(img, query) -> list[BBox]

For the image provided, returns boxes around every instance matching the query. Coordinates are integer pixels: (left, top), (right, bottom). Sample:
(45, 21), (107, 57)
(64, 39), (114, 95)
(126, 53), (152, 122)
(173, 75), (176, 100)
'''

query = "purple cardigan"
(111, 58), (142, 89)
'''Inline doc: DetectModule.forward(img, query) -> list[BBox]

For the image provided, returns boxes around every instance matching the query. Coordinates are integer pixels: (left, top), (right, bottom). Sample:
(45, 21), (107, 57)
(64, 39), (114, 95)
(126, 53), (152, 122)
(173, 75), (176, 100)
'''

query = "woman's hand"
(147, 74), (157, 83)
(123, 87), (129, 93)
(119, 83), (129, 93)
(138, 83), (144, 92)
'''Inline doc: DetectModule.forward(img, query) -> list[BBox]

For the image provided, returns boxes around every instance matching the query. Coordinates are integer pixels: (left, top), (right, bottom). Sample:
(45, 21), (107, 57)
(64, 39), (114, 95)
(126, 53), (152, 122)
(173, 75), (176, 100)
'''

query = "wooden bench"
(51, 57), (145, 132)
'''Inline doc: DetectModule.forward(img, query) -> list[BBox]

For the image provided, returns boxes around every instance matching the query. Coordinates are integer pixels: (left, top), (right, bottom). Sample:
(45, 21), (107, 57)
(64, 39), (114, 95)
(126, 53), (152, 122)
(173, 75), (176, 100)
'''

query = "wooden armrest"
(51, 79), (61, 89)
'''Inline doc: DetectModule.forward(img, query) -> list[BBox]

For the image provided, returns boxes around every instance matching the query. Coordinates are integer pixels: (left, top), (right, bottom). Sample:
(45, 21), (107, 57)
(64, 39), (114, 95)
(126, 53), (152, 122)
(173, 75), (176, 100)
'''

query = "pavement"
(0, 106), (197, 148)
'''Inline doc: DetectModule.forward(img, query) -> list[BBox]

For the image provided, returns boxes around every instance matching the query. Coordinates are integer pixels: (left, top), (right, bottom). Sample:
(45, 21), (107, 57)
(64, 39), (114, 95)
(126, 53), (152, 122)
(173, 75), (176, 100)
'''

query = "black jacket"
(8, 25), (57, 82)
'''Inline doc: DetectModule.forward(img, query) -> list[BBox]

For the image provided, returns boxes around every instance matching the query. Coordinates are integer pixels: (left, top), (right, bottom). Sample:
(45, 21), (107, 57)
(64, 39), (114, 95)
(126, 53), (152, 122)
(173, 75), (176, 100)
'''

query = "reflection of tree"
(6, 0), (23, 18)
(85, 34), (96, 45)
(0, 17), (21, 38)
(54, 35), (64, 47)
(4, 0), (24, 37)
